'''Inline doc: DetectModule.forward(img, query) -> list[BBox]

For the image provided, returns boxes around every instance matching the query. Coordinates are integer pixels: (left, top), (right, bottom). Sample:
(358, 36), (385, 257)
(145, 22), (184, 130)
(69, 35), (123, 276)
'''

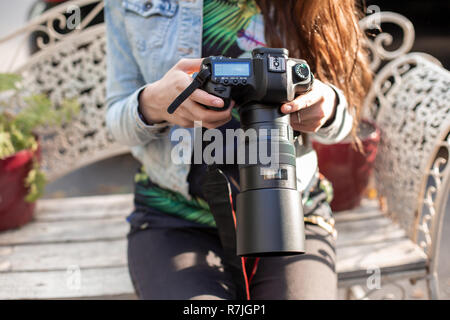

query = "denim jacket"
(104, 0), (353, 200)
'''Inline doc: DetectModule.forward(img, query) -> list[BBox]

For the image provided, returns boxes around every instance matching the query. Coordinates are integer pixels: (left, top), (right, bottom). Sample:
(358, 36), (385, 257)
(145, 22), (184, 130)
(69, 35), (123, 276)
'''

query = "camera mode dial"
(294, 63), (310, 81)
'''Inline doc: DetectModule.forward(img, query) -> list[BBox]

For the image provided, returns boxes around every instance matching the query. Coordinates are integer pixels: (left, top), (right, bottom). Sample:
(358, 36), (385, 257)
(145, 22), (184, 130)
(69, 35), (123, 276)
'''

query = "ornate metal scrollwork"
(365, 53), (450, 241)
(360, 12), (450, 254)
(359, 11), (416, 72)
(0, 0), (129, 181)
(20, 26), (129, 181)
(417, 134), (450, 254)
(0, 0), (104, 72)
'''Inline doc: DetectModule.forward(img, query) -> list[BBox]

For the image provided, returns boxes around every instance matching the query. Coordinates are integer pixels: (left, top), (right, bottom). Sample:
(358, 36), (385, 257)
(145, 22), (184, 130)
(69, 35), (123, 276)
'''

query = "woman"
(105, 0), (372, 300)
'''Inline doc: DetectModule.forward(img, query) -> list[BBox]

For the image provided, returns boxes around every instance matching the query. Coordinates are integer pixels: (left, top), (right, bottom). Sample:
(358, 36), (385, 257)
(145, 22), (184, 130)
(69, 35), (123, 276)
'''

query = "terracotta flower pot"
(0, 146), (40, 231)
(312, 120), (380, 212)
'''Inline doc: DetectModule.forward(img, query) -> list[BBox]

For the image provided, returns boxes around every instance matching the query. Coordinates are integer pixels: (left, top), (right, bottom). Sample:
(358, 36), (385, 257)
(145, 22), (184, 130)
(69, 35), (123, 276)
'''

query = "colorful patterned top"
(202, 0), (266, 58)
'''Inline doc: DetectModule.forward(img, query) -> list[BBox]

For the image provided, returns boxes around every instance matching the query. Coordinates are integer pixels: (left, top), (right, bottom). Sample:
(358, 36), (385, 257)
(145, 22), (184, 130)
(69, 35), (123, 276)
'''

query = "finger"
(281, 88), (324, 114)
(290, 111), (301, 126)
(176, 101), (231, 128)
(168, 109), (195, 128)
(295, 121), (323, 133)
(289, 107), (321, 127)
(174, 58), (204, 73)
(174, 75), (225, 110)
(202, 116), (233, 129)
(190, 89), (224, 109)
(298, 118), (322, 127)
(181, 100), (232, 123)
(297, 103), (326, 122)
(290, 111), (323, 132)
(172, 116), (195, 128)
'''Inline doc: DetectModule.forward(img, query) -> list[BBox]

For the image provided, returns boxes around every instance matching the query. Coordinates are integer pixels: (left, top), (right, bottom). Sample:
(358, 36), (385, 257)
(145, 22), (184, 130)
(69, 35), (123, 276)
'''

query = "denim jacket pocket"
(122, 0), (178, 50)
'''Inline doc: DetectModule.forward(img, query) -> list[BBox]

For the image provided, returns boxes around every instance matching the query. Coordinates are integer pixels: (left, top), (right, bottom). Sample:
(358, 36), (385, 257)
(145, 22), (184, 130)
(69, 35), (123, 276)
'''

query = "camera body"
(200, 47), (313, 110)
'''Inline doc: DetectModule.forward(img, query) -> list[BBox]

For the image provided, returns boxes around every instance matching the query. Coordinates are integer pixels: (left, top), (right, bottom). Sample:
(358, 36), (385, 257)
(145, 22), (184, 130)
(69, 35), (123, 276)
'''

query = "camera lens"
(236, 104), (305, 257)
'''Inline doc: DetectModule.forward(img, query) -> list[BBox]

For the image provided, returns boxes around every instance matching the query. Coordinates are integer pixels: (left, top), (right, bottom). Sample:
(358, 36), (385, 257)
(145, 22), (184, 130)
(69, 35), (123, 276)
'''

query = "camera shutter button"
(268, 56), (286, 72)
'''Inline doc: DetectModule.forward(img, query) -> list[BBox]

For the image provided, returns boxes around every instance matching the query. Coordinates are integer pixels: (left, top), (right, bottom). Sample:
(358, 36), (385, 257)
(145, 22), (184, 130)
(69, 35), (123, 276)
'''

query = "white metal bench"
(0, 1), (448, 299)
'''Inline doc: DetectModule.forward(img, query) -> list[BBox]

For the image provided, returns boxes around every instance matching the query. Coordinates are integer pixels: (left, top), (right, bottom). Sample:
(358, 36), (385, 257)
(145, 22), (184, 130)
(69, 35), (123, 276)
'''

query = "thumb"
(175, 58), (204, 73)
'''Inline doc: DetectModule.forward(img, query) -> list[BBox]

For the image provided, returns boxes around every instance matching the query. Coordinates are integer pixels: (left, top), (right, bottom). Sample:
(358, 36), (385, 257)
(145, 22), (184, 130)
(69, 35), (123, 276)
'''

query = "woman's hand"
(139, 58), (233, 128)
(280, 79), (337, 132)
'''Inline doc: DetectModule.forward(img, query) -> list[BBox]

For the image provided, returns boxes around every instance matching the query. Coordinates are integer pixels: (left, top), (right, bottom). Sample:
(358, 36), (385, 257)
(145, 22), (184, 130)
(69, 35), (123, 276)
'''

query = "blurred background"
(0, 0), (139, 199)
(366, 0), (450, 69)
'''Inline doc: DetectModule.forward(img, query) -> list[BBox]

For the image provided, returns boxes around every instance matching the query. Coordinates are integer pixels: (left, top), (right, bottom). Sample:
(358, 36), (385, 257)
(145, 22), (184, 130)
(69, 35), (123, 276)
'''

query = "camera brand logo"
(170, 121), (281, 173)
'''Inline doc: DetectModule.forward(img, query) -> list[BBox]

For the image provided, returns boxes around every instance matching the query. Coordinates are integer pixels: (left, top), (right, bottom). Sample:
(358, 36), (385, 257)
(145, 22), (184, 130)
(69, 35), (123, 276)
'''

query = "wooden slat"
(0, 239), (127, 272)
(35, 194), (133, 221)
(334, 198), (384, 223)
(0, 267), (134, 300)
(337, 238), (427, 281)
(337, 215), (391, 232)
(0, 217), (128, 246)
(336, 216), (407, 247)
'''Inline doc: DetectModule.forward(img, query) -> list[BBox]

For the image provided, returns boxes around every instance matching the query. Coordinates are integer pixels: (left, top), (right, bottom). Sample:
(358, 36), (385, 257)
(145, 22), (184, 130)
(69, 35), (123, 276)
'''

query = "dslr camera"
(168, 47), (314, 257)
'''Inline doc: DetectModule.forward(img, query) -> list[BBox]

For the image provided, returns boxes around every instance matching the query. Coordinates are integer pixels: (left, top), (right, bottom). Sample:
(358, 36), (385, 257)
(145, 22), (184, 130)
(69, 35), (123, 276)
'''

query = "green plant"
(0, 73), (80, 202)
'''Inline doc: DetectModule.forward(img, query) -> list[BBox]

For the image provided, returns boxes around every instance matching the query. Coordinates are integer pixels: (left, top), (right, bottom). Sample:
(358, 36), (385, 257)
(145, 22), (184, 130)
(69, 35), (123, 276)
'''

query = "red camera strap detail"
(248, 257), (260, 284)
(228, 192), (251, 300)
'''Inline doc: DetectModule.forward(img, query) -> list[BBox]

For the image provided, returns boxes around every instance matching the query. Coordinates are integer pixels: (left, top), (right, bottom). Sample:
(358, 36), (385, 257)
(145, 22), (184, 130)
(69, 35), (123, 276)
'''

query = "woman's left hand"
(280, 79), (337, 133)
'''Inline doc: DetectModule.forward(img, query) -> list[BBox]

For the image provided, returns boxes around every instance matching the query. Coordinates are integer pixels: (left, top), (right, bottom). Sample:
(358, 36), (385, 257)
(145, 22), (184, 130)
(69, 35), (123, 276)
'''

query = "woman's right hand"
(138, 58), (233, 128)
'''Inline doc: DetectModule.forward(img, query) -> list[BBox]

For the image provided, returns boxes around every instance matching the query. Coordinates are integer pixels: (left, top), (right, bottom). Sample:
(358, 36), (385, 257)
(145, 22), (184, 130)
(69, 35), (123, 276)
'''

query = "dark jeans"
(127, 212), (337, 300)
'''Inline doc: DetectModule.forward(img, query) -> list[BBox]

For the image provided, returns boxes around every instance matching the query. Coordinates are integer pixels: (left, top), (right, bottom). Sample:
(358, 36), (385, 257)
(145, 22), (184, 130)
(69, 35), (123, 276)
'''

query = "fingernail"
(214, 99), (223, 107)
(283, 105), (292, 112)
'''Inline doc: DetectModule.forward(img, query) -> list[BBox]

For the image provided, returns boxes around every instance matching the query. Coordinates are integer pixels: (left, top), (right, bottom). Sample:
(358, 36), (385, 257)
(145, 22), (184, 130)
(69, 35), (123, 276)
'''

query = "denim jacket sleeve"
(104, 0), (170, 147)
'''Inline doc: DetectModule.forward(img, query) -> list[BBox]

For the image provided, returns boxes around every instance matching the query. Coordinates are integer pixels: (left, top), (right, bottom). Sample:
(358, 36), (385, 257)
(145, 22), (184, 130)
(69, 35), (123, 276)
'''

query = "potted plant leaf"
(0, 73), (79, 231)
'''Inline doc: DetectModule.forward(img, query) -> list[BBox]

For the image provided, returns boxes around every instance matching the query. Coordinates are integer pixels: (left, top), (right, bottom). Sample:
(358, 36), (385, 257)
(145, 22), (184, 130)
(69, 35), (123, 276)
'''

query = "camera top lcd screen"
(213, 62), (250, 77)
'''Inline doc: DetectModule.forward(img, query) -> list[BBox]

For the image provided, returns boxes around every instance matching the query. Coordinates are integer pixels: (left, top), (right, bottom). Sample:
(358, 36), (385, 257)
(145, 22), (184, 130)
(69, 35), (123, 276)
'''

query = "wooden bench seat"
(335, 200), (428, 287)
(0, 195), (427, 299)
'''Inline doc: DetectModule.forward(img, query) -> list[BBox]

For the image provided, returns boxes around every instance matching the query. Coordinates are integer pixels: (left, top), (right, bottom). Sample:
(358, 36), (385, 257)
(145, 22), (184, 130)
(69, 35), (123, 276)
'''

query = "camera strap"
(202, 166), (257, 300)
(167, 68), (211, 114)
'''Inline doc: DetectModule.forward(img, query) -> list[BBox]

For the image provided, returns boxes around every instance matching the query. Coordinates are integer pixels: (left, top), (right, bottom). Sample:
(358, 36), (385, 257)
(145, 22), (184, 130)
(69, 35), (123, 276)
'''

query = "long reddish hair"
(256, 0), (372, 139)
